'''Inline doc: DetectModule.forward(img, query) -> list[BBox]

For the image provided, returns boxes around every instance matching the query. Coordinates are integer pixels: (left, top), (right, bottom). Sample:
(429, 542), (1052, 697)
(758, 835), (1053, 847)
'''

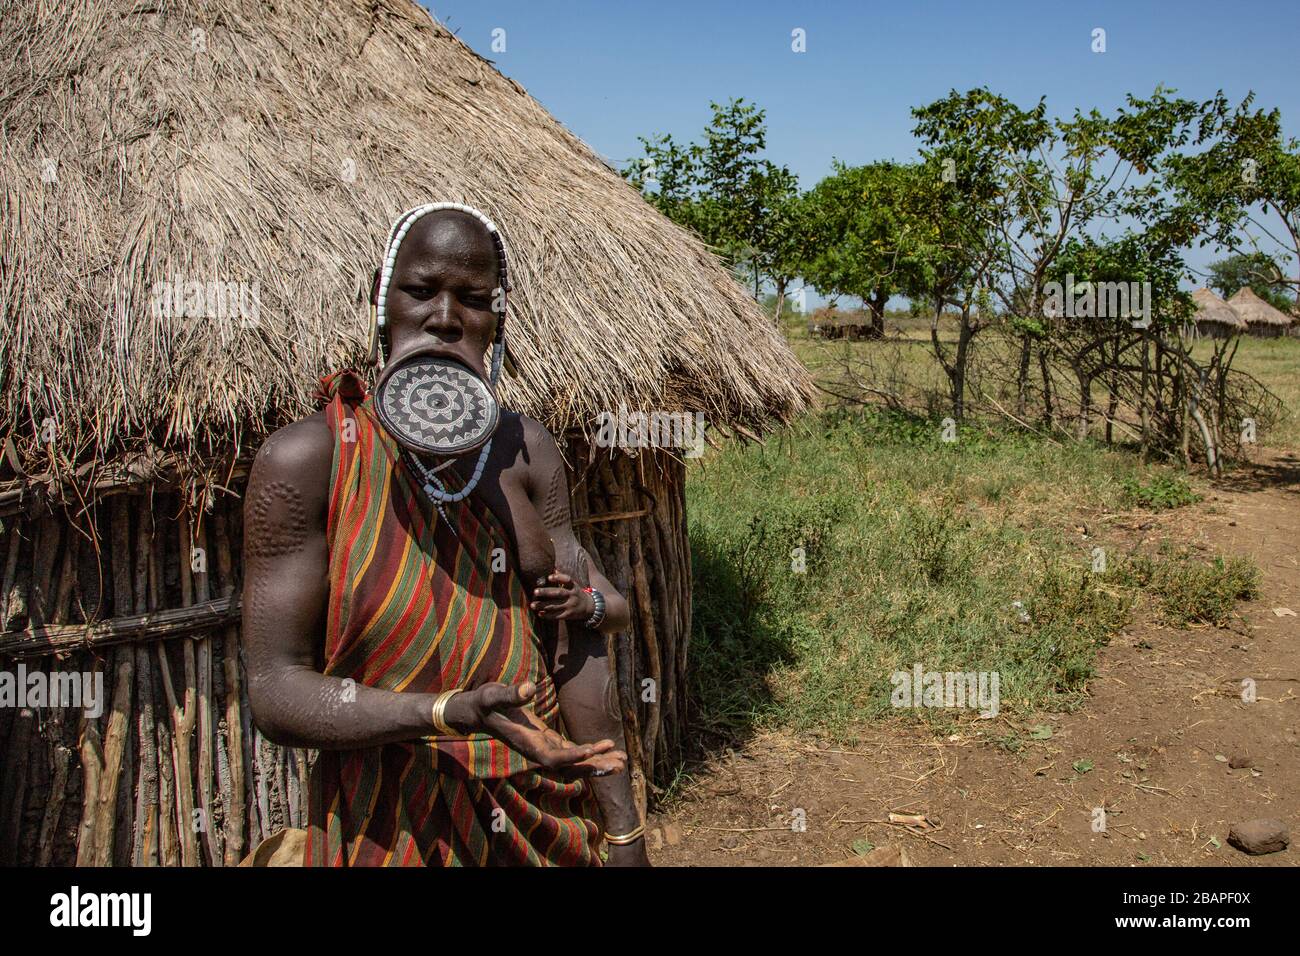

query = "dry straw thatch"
(1, 0), (811, 490)
(1227, 287), (1294, 332)
(1190, 287), (1247, 332)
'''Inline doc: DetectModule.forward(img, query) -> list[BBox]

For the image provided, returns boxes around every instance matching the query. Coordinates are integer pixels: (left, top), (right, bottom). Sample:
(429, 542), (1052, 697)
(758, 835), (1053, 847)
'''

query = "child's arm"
(524, 422), (649, 866)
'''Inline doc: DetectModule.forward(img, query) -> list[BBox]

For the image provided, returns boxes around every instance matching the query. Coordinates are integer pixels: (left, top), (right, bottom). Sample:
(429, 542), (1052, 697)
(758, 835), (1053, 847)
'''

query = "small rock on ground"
(1227, 819), (1289, 855)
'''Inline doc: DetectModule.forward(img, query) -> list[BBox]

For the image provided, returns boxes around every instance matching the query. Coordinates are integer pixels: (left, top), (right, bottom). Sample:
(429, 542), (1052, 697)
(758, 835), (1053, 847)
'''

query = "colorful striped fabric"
(304, 371), (601, 866)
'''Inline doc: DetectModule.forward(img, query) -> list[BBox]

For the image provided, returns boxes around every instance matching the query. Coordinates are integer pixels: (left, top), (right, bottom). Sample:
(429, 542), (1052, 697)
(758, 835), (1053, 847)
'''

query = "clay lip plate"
(374, 354), (499, 456)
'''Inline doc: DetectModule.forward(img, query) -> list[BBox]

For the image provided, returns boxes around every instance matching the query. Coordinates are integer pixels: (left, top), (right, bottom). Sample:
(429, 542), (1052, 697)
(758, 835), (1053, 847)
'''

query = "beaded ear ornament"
(370, 203), (510, 517)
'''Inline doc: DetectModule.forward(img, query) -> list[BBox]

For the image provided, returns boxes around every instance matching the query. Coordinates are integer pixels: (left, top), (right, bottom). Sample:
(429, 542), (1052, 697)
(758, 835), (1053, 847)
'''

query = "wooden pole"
(165, 510), (199, 866)
(596, 454), (647, 819)
(75, 523), (106, 866)
(1, 518), (27, 628)
(213, 506), (246, 865)
(151, 504), (178, 867)
(131, 506), (159, 866)
(92, 497), (136, 867)
(189, 516), (222, 865)
(37, 529), (78, 866)
(624, 460), (663, 777)
(0, 595), (241, 657)
(9, 518), (60, 861)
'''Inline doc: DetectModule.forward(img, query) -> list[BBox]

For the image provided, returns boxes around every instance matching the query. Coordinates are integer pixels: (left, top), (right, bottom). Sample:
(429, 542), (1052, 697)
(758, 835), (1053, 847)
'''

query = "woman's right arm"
(242, 414), (439, 749)
(241, 413), (621, 774)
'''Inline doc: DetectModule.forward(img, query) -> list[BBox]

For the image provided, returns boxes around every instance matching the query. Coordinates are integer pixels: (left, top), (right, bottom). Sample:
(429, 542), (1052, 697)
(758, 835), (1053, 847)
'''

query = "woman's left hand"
(530, 570), (594, 621)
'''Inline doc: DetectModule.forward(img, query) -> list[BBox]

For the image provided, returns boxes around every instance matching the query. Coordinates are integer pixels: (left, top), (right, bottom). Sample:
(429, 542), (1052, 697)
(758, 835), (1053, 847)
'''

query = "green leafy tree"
(1165, 94), (1300, 309)
(1050, 234), (1194, 444)
(765, 189), (824, 321)
(899, 151), (1002, 419)
(625, 99), (802, 304)
(623, 133), (705, 235)
(1207, 252), (1293, 311)
(803, 161), (921, 336)
(912, 86), (1204, 421)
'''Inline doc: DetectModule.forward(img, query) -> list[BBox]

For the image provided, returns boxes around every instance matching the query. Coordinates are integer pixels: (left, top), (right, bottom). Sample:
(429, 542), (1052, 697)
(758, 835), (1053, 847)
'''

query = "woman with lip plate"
(240, 203), (650, 866)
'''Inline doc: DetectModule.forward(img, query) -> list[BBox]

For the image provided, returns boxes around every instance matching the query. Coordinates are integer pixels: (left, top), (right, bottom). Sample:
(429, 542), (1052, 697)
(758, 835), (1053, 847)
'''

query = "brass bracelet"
(430, 689), (462, 735)
(604, 823), (645, 846)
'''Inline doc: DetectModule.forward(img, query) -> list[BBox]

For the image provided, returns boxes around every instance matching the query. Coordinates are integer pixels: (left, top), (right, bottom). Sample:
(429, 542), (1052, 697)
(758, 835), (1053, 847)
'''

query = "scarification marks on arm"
(246, 480), (308, 558)
(540, 459), (569, 530)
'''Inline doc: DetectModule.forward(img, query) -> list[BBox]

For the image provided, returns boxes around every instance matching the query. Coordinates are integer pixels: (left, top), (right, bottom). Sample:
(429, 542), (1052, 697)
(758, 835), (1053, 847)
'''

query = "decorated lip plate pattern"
(375, 356), (499, 456)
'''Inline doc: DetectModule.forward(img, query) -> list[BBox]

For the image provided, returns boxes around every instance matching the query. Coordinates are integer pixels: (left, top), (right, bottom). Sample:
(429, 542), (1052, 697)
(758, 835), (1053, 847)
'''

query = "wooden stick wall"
(567, 442), (691, 816)
(0, 492), (305, 866)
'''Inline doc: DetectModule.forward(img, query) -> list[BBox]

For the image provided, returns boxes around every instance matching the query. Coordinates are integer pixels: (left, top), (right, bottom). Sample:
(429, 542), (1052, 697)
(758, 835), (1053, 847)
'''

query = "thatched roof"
(1191, 288), (1247, 330)
(0, 0), (811, 486)
(1227, 287), (1294, 328)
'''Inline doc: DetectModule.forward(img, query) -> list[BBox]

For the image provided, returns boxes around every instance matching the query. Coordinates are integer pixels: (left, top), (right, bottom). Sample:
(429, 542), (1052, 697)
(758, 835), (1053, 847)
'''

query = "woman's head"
(371, 206), (507, 379)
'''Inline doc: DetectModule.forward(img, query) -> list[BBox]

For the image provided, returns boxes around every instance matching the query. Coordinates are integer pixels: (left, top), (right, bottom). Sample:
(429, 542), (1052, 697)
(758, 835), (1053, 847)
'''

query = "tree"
(803, 161), (920, 336)
(623, 133), (705, 236)
(738, 161), (800, 301)
(1049, 234), (1195, 448)
(899, 152), (1002, 420)
(624, 99), (801, 304)
(912, 86), (1205, 423)
(1207, 252), (1294, 311)
(765, 189), (824, 322)
(1165, 94), (1300, 309)
(912, 88), (1064, 417)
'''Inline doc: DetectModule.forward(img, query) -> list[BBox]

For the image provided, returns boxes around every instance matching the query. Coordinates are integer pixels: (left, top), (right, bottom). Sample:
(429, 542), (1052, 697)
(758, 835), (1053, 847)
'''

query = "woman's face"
(380, 211), (500, 377)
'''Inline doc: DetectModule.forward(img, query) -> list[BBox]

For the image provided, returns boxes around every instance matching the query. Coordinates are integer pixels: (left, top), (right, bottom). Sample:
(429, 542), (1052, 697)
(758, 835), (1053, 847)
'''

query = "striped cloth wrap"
(305, 370), (600, 866)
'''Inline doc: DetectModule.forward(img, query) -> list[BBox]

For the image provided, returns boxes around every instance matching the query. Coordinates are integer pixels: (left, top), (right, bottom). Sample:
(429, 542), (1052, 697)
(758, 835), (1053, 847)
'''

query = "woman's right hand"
(443, 681), (627, 777)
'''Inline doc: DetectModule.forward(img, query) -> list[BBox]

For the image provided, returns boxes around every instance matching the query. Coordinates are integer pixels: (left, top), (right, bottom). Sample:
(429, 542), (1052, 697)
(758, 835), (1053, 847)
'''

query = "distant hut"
(1228, 287), (1294, 338)
(0, 0), (812, 865)
(807, 308), (875, 340)
(1189, 288), (1248, 340)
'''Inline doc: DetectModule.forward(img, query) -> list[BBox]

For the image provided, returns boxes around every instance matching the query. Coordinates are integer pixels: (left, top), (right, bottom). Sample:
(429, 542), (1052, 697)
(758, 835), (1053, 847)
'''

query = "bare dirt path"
(647, 449), (1299, 866)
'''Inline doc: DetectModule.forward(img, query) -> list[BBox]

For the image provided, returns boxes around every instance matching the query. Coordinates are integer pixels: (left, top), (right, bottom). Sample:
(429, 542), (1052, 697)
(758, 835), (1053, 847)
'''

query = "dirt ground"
(646, 448), (1299, 866)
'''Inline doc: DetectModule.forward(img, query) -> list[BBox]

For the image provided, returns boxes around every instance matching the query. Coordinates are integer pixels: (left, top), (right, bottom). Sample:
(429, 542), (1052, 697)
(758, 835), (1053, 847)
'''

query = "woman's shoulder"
(511, 412), (564, 462)
(493, 411), (566, 492)
(248, 412), (334, 501)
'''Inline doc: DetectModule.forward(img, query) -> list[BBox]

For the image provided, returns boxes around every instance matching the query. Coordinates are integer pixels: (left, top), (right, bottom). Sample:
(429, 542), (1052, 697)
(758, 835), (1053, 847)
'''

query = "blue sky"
(429, 0), (1300, 295)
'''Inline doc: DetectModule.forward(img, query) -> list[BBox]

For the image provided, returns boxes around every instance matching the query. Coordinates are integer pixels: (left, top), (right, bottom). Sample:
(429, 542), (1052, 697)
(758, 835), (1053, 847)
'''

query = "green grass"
(1119, 474), (1201, 510)
(678, 310), (1276, 750)
(686, 406), (1259, 744)
(1108, 547), (1259, 627)
(788, 311), (1300, 449)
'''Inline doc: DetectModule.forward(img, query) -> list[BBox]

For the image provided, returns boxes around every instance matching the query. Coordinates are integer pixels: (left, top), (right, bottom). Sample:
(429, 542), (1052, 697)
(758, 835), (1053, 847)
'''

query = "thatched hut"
(807, 308), (877, 341)
(1227, 287), (1294, 338)
(0, 0), (811, 866)
(1188, 287), (1247, 340)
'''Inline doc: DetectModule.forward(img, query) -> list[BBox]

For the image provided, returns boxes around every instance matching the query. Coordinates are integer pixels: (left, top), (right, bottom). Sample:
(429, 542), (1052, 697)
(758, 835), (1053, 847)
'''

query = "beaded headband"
(372, 201), (510, 383)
